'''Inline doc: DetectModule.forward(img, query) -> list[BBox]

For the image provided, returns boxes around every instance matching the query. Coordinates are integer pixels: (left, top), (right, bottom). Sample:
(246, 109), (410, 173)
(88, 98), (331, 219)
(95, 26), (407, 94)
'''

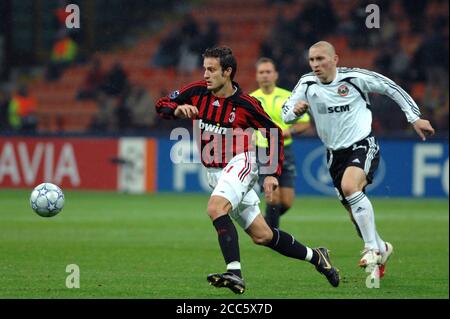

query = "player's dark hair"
(255, 57), (277, 71)
(203, 46), (237, 80)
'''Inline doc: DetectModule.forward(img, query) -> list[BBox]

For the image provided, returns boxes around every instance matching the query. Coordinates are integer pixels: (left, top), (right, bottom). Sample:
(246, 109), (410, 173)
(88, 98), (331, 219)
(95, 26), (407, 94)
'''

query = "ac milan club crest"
(169, 90), (180, 100)
(228, 111), (236, 123)
(337, 85), (349, 96)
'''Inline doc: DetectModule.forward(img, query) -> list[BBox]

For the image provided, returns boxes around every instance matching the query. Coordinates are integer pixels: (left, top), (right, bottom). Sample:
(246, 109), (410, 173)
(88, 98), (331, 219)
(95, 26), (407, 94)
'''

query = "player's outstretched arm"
(293, 101), (309, 117)
(174, 104), (198, 119)
(155, 81), (204, 120)
(412, 118), (435, 141)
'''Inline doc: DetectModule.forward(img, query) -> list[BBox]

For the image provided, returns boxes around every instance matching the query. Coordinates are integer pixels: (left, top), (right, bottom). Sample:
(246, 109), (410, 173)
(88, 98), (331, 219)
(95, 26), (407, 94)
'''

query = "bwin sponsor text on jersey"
(198, 119), (229, 134)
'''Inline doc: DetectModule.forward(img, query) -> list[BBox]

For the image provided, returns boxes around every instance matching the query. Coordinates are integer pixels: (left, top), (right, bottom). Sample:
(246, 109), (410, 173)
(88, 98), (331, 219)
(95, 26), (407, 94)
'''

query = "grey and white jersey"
(282, 67), (421, 150)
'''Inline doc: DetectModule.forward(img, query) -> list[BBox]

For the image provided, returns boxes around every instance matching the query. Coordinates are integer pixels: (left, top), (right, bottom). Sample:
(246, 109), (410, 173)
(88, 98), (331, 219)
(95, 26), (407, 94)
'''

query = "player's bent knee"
(341, 182), (360, 197)
(206, 203), (223, 220)
(250, 230), (272, 245)
(207, 196), (231, 220)
(251, 236), (270, 245)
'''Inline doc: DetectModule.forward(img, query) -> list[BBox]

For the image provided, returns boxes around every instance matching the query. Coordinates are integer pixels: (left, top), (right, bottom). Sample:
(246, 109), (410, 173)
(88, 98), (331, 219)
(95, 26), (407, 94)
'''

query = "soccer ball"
(30, 183), (65, 217)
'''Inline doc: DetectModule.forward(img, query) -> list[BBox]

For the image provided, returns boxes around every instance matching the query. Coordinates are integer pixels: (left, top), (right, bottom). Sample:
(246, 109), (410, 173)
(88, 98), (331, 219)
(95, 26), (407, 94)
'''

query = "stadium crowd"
(0, 0), (448, 137)
(260, 0), (448, 135)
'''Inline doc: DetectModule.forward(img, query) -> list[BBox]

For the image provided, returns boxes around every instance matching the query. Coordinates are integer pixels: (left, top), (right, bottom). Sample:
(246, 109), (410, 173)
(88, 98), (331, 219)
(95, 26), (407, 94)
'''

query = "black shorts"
(258, 144), (297, 190)
(327, 134), (380, 205)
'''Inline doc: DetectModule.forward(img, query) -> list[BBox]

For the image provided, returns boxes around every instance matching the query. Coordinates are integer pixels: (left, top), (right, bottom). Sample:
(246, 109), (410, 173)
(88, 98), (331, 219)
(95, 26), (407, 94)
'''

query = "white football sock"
(346, 191), (378, 251)
(227, 261), (241, 270)
(375, 231), (386, 254)
(370, 204), (386, 254)
(305, 247), (313, 262)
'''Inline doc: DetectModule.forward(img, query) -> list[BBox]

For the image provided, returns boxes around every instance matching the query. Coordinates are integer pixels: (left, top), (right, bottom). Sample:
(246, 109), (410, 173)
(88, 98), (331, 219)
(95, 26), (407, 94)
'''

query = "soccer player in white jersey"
(282, 41), (435, 278)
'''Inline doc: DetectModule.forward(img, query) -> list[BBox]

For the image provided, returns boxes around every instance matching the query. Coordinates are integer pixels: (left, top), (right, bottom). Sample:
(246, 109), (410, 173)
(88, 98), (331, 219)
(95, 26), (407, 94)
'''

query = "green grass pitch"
(0, 190), (448, 299)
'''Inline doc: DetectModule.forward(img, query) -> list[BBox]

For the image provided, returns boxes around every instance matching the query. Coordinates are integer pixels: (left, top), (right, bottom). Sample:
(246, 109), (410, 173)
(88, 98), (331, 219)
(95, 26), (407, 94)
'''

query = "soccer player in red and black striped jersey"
(156, 47), (340, 293)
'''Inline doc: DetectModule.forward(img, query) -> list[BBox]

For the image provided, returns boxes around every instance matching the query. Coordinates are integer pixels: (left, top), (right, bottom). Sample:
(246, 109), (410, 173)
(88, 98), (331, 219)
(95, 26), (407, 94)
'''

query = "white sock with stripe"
(227, 261), (241, 271)
(305, 247), (314, 262)
(346, 191), (379, 250)
(375, 231), (386, 254)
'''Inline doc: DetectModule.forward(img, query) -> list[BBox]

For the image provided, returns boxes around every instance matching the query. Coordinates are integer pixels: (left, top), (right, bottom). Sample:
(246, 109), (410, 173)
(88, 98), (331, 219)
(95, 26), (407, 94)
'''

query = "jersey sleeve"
(282, 78), (309, 124)
(294, 111), (311, 123)
(355, 69), (421, 123)
(155, 81), (204, 120)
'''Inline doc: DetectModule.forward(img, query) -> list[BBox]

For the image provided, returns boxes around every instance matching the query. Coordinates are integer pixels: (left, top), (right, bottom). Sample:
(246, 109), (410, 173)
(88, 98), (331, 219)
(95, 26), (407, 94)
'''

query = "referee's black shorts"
(327, 134), (380, 205)
(257, 144), (297, 190)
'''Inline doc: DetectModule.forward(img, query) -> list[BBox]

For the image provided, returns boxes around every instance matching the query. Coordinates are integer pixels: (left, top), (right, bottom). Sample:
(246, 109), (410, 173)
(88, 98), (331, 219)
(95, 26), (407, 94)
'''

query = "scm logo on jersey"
(328, 104), (350, 113)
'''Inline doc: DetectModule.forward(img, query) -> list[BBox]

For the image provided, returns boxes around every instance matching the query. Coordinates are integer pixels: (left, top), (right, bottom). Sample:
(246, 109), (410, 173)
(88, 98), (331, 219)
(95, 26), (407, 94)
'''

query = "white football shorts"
(208, 152), (260, 230)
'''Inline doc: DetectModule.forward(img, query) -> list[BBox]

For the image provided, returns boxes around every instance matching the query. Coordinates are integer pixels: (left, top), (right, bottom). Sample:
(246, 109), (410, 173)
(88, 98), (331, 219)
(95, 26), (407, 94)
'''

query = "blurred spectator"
(343, 0), (390, 48)
(260, 0), (339, 89)
(152, 15), (219, 75)
(0, 86), (11, 131)
(180, 13), (199, 38)
(196, 18), (220, 65)
(389, 43), (410, 80)
(177, 14), (202, 74)
(46, 31), (78, 81)
(371, 93), (409, 135)
(413, 19), (448, 87)
(89, 62), (131, 132)
(401, 0), (427, 32)
(377, 13), (399, 45)
(177, 43), (200, 75)
(374, 37), (410, 82)
(152, 29), (182, 68)
(8, 85), (37, 133)
(412, 18), (448, 131)
(433, 100), (449, 132)
(90, 91), (118, 132)
(116, 84), (156, 131)
(116, 88), (132, 131)
(77, 58), (105, 100)
(257, 0), (448, 137)
(292, 0), (337, 43)
(266, 0), (294, 3)
(261, 10), (292, 60)
(101, 62), (129, 97)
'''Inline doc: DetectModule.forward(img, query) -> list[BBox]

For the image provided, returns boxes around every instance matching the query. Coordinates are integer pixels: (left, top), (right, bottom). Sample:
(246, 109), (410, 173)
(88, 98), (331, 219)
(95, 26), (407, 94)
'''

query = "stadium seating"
(29, 0), (445, 133)
(31, 0), (280, 133)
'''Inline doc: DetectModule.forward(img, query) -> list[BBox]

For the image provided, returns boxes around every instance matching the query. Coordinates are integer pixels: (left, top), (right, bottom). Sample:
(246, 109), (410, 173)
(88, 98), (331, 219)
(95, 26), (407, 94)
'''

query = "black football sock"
(213, 214), (242, 278)
(265, 204), (281, 228)
(266, 228), (319, 265)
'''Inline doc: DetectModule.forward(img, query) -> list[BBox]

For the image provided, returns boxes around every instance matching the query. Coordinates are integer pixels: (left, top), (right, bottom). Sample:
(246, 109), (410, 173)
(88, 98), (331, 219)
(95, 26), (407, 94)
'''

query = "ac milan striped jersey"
(156, 80), (284, 176)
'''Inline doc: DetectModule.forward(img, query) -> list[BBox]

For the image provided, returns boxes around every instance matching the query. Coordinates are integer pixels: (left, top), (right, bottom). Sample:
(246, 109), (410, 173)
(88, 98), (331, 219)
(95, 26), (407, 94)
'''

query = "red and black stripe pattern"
(155, 81), (284, 176)
(237, 152), (252, 182)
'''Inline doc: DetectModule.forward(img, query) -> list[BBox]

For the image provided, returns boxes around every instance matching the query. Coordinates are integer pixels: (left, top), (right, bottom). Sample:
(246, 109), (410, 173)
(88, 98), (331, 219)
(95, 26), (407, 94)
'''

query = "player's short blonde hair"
(310, 41), (336, 56)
